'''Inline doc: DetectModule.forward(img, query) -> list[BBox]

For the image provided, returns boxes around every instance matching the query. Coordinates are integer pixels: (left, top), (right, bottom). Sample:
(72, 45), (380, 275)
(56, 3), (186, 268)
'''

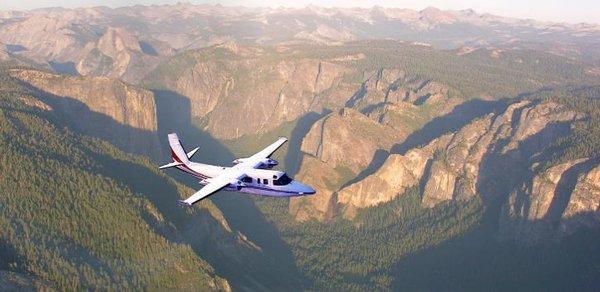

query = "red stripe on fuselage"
(175, 160), (210, 180)
(171, 147), (211, 180)
(171, 149), (183, 163)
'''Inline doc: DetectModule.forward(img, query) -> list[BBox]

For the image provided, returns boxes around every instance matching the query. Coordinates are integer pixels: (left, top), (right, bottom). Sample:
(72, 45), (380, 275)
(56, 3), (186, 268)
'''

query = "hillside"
(141, 41), (600, 289)
(1, 4), (600, 290)
(0, 67), (289, 290)
(144, 41), (598, 141)
(0, 65), (310, 291)
(1, 4), (599, 81)
(249, 87), (600, 290)
(9, 68), (162, 159)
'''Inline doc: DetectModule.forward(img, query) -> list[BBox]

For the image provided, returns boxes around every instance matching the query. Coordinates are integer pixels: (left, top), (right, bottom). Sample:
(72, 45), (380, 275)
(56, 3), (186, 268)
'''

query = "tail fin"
(168, 133), (190, 165)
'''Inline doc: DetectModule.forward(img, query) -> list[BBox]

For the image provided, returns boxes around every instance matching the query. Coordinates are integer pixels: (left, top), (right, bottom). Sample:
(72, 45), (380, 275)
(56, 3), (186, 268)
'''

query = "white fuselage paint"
(177, 158), (315, 197)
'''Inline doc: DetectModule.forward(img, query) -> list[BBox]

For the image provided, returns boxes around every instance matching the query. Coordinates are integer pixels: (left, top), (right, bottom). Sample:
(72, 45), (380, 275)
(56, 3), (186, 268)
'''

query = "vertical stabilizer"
(168, 133), (190, 164)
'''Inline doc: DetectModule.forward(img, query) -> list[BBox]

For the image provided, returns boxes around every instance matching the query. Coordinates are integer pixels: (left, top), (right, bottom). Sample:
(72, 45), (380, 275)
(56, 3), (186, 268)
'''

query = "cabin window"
(242, 177), (252, 183)
(256, 178), (260, 184)
(263, 179), (269, 185)
(273, 174), (292, 186)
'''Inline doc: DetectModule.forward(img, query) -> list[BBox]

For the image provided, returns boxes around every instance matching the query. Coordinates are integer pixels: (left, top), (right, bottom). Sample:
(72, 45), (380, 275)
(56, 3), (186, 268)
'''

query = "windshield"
(273, 174), (292, 186)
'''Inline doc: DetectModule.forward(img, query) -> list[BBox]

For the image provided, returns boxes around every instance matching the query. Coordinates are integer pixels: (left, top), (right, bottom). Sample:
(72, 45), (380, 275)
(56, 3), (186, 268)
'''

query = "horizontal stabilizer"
(186, 147), (200, 159)
(158, 161), (183, 170)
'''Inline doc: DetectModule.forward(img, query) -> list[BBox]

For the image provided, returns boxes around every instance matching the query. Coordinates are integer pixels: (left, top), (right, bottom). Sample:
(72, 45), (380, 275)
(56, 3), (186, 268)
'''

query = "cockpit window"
(273, 174), (292, 186)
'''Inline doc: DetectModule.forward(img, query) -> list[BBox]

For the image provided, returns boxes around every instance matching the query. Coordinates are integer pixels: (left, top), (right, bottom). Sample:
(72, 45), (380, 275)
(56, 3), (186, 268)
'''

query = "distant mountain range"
(1, 4), (599, 82)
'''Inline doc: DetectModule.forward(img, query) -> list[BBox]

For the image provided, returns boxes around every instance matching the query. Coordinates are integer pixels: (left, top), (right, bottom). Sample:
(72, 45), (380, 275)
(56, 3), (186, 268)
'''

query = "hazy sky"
(0, 0), (598, 24)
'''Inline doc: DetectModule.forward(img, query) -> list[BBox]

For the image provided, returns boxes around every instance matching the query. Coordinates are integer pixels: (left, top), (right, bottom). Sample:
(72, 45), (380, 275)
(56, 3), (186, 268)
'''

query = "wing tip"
(178, 200), (193, 207)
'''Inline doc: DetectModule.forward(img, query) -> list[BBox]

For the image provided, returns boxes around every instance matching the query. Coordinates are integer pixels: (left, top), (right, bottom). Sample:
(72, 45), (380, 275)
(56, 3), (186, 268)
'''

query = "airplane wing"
(180, 170), (243, 206)
(249, 137), (288, 159)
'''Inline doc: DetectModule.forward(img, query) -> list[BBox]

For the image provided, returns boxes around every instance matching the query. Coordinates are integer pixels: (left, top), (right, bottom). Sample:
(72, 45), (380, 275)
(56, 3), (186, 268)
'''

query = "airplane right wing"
(179, 169), (243, 206)
(249, 137), (288, 159)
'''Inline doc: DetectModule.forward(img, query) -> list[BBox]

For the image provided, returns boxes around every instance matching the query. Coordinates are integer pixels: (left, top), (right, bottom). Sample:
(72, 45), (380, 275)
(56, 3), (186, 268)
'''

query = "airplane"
(158, 133), (316, 206)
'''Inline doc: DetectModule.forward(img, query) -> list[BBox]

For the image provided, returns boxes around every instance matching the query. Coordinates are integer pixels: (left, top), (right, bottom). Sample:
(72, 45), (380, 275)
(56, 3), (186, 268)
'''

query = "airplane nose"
(295, 182), (316, 195)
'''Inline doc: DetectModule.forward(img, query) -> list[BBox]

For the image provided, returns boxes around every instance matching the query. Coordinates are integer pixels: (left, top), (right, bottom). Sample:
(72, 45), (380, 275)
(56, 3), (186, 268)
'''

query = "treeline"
(290, 41), (597, 99)
(255, 188), (483, 290)
(524, 86), (600, 168)
(0, 69), (224, 290)
(252, 84), (600, 290)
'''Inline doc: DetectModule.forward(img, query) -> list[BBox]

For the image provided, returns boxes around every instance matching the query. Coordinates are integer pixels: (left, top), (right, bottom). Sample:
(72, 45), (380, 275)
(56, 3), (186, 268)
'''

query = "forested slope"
(0, 69), (231, 290)
(250, 86), (600, 290)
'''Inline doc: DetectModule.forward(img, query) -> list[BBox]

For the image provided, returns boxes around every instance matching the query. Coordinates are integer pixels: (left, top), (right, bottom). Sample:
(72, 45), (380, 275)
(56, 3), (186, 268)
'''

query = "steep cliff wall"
(293, 99), (587, 223)
(10, 69), (162, 159)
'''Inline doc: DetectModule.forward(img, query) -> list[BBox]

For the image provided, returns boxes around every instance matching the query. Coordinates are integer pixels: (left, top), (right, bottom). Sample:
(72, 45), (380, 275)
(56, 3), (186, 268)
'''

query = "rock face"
(561, 164), (600, 232)
(418, 100), (580, 209)
(76, 27), (159, 83)
(144, 43), (475, 141)
(500, 160), (584, 243)
(149, 48), (350, 139)
(292, 98), (587, 222)
(289, 75), (462, 221)
(289, 108), (404, 222)
(500, 159), (600, 243)
(0, 9), (162, 81)
(0, 43), (9, 60)
(302, 108), (403, 173)
(2, 4), (599, 75)
(10, 69), (161, 159)
(288, 155), (342, 222)
(336, 148), (432, 219)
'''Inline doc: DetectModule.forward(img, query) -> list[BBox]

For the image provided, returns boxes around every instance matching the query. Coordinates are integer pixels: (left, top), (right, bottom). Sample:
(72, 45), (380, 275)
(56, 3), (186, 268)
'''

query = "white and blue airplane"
(159, 133), (316, 206)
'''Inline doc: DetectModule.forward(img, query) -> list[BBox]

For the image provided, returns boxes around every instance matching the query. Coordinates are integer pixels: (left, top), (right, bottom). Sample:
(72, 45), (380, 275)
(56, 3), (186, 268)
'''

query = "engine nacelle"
(233, 157), (278, 168)
(257, 158), (278, 169)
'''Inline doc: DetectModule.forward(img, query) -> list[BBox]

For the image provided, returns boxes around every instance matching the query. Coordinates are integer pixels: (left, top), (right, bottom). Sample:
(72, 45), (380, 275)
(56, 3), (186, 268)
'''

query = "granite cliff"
(291, 96), (597, 235)
(10, 68), (162, 159)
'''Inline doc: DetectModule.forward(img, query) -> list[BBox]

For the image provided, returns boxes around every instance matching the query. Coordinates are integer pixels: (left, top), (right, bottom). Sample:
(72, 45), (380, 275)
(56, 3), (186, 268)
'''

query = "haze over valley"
(0, 3), (599, 290)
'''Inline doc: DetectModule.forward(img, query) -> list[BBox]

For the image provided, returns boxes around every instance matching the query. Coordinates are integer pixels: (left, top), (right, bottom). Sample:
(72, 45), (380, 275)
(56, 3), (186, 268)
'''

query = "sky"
(0, 0), (598, 24)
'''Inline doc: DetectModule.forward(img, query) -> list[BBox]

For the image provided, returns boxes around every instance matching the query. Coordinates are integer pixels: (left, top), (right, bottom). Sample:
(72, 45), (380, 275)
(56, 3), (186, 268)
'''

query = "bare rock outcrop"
(0, 11), (91, 63)
(301, 108), (403, 173)
(499, 160), (585, 242)
(0, 43), (9, 60)
(164, 53), (349, 139)
(77, 27), (159, 83)
(289, 155), (342, 222)
(289, 74), (464, 221)
(560, 163), (600, 234)
(337, 148), (432, 219)
(290, 108), (404, 221)
(499, 158), (600, 243)
(420, 100), (580, 208)
(304, 98), (585, 223)
(10, 69), (161, 159)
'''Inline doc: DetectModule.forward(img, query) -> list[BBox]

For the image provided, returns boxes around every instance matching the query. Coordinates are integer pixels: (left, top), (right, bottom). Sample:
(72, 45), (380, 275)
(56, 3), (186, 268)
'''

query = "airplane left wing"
(180, 170), (243, 206)
(249, 137), (288, 159)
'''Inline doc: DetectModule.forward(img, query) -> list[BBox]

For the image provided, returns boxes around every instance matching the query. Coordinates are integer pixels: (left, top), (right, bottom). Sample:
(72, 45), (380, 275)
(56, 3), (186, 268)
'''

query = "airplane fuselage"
(160, 133), (315, 205)
(175, 160), (315, 197)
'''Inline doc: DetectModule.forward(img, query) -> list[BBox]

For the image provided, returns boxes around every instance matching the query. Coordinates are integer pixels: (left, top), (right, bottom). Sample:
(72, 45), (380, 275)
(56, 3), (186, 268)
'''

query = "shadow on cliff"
(476, 120), (574, 229)
(16, 80), (162, 160)
(341, 98), (509, 189)
(152, 89), (306, 290)
(391, 213), (600, 291)
(17, 83), (252, 275)
(546, 158), (600, 223)
(286, 110), (331, 176)
(392, 98), (509, 155)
